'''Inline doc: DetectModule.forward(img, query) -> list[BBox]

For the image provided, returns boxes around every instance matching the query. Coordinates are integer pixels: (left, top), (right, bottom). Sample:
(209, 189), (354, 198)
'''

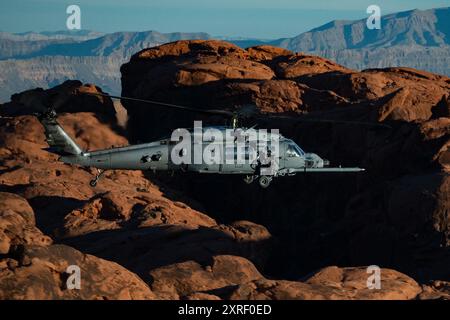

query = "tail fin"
(38, 109), (83, 156)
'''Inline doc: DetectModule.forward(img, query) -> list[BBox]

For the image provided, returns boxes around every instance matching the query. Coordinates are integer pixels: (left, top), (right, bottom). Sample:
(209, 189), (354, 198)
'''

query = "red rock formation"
(0, 42), (449, 299)
(0, 192), (156, 299)
(120, 40), (450, 285)
(1, 80), (116, 120)
(229, 266), (422, 300)
(0, 187), (431, 300)
(0, 192), (52, 254)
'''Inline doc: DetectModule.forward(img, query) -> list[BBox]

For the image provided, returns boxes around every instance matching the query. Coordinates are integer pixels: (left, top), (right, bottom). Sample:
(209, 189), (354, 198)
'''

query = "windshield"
(287, 144), (304, 157)
(294, 144), (305, 156)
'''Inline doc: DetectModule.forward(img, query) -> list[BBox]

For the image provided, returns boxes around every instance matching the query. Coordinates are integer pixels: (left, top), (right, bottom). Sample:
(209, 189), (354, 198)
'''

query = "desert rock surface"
(121, 40), (449, 286)
(0, 40), (449, 299)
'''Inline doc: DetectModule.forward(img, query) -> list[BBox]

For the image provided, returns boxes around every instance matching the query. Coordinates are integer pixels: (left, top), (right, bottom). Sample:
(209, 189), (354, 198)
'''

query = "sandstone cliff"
(0, 41), (449, 299)
(121, 40), (450, 286)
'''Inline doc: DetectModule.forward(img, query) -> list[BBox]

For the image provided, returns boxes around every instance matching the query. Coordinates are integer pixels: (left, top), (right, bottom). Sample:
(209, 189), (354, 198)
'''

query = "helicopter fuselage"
(58, 126), (364, 188)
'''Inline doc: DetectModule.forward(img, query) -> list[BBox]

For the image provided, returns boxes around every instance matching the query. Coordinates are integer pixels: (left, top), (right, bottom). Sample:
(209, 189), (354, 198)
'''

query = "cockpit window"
(287, 145), (300, 157)
(294, 144), (305, 156)
(287, 144), (305, 157)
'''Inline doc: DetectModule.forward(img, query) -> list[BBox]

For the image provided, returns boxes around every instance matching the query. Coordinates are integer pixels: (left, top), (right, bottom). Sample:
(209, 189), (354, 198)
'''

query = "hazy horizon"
(1, 1), (449, 39)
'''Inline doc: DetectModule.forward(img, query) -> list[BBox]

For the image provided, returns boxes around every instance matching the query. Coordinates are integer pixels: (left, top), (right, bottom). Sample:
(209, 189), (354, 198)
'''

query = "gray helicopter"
(37, 93), (373, 188)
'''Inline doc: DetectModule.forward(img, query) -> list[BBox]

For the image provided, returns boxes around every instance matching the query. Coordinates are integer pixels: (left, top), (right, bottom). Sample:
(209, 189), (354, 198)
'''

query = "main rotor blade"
(86, 92), (390, 128)
(86, 92), (235, 117)
(256, 113), (392, 129)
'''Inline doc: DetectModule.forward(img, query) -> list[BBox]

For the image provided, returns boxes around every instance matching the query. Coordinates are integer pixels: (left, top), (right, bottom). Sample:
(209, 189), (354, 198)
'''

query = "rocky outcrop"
(0, 192), (156, 300)
(121, 40), (354, 139)
(419, 281), (450, 300)
(1, 46), (449, 299)
(0, 192), (52, 254)
(229, 266), (422, 300)
(2, 187), (425, 300)
(299, 67), (450, 122)
(1, 80), (116, 119)
(149, 255), (263, 299)
(120, 40), (450, 285)
(122, 40), (450, 133)
(0, 244), (157, 300)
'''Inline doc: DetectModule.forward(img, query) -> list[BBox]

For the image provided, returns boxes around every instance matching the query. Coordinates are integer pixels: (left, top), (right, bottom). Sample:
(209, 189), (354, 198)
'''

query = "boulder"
(1, 80), (116, 121)
(0, 192), (52, 254)
(229, 266), (422, 300)
(149, 255), (263, 299)
(0, 244), (156, 299)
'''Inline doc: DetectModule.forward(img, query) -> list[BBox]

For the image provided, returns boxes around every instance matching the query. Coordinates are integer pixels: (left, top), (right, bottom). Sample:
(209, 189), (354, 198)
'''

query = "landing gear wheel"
(258, 176), (272, 188)
(89, 169), (104, 187)
(243, 175), (255, 184)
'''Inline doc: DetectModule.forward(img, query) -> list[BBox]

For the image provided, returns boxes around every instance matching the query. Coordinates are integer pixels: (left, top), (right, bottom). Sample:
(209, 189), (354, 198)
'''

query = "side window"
(287, 145), (296, 157)
(287, 145), (301, 157)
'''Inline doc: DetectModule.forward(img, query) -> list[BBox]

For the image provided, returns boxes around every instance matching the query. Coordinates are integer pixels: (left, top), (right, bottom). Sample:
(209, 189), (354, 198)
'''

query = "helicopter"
(37, 92), (387, 188)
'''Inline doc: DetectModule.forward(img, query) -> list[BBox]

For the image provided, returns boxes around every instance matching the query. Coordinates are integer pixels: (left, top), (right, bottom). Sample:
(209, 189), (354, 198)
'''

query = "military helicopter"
(37, 93), (387, 188)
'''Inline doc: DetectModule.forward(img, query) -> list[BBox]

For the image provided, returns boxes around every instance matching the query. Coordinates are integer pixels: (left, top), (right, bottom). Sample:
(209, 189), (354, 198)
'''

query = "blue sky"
(1, 0), (449, 38)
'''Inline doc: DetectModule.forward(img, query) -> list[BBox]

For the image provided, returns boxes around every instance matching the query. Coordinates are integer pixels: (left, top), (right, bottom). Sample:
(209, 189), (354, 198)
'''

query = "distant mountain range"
(271, 7), (450, 75)
(0, 31), (212, 102)
(0, 30), (211, 59)
(1, 7), (449, 102)
(0, 30), (104, 42)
